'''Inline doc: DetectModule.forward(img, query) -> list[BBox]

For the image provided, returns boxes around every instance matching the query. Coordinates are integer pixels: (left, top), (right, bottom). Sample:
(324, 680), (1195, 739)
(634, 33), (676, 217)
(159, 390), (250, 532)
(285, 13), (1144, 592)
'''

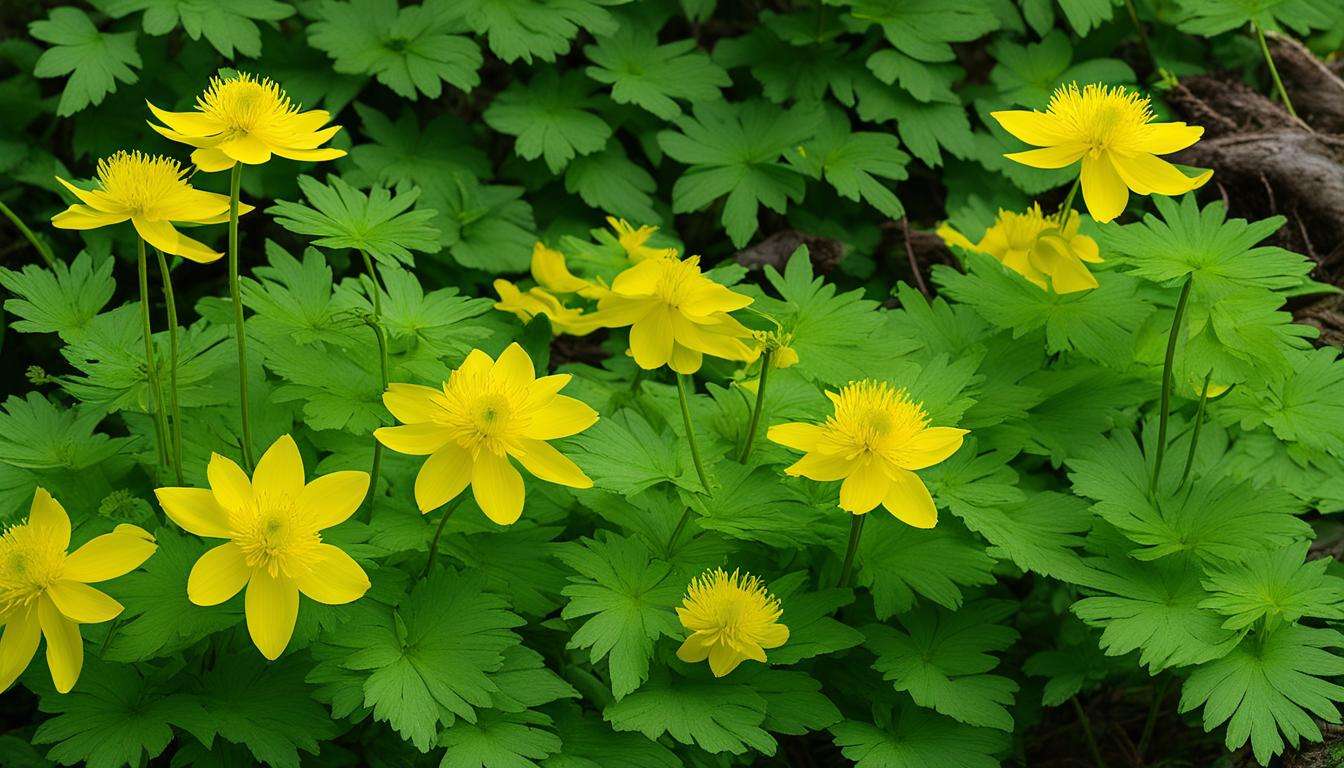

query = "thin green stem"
(361, 252), (389, 516)
(1056, 176), (1081, 225)
(137, 238), (169, 469)
(154, 247), (184, 484)
(0, 199), (56, 268)
(1071, 696), (1108, 768)
(1150, 277), (1192, 494)
(228, 163), (255, 470)
(1136, 675), (1171, 762)
(1177, 372), (1212, 491)
(838, 514), (866, 588)
(738, 348), (773, 463)
(667, 507), (692, 557)
(1121, 0), (1155, 70)
(676, 373), (712, 493)
(422, 499), (460, 578)
(1254, 24), (1299, 119)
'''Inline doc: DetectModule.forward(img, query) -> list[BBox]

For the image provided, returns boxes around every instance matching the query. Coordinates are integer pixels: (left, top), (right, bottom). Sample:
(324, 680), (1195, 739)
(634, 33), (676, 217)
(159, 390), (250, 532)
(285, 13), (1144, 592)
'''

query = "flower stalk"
(228, 163), (255, 470)
(0, 199), (56, 268)
(361, 252), (388, 515)
(423, 499), (460, 578)
(1254, 24), (1299, 119)
(1151, 276), (1192, 493)
(838, 514), (866, 588)
(136, 238), (170, 469)
(677, 373), (713, 492)
(738, 347), (773, 463)
(1055, 176), (1081, 225)
(1177, 372), (1213, 491)
(154, 247), (185, 484)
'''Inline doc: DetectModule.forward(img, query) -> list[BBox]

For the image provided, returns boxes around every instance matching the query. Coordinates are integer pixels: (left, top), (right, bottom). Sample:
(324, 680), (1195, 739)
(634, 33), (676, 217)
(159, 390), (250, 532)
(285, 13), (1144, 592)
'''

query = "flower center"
(1048, 83), (1153, 157)
(96, 151), (189, 217)
(827, 380), (929, 454)
(683, 569), (782, 650)
(0, 523), (65, 611)
(198, 73), (296, 135)
(439, 373), (530, 457)
(652, 260), (700, 309)
(232, 493), (321, 578)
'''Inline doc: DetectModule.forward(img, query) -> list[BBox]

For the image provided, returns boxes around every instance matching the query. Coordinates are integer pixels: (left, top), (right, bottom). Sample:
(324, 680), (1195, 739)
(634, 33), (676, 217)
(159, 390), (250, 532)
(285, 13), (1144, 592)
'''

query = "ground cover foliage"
(2, 0), (1344, 767)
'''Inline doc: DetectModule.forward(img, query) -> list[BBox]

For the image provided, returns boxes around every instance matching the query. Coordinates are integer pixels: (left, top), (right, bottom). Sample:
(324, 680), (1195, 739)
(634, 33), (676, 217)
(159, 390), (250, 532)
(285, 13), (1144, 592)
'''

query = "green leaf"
(1221, 346), (1344, 459)
(565, 409), (698, 496)
(372, 264), (494, 358)
(486, 645), (579, 712)
(555, 533), (684, 699)
(734, 667), (842, 735)
(29, 8), (141, 116)
(436, 178), (537, 272)
(309, 0), (481, 99)
(268, 175), (441, 268)
(585, 26), (728, 119)
(789, 108), (908, 219)
(689, 462), (839, 548)
(766, 572), (864, 665)
(241, 241), (366, 349)
(856, 513), (997, 619)
(1199, 542), (1344, 631)
(563, 143), (659, 224)
(438, 710), (561, 768)
(350, 104), (491, 190)
(1056, 0), (1115, 34)
(542, 705), (680, 768)
(844, 0), (999, 62)
(864, 600), (1019, 730)
(483, 68), (612, 173)
(831, 703), (1006, 768)
(0, 252), (114, 341)
(1176, 0), (1342, 37)
(852, 76), (975, 166)
(712, 24), (867, 106)
(456, 0), (623, 64)
(1179, 625), (1344, 765)
(93, 0), (294, 59)
(657, 99), (817, 247)
(603, 670), (776, 756)
(864, 48), (961, 103)
(989, 29), (1134, 108)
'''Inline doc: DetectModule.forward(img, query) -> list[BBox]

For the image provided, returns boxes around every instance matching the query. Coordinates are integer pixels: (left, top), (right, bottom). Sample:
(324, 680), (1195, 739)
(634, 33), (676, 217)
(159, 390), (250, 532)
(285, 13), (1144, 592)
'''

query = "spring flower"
(676, 568), (788, 677)
(0, 488), (156, 693)
(374, 343), (598, 525)
(768, 381), (967, 527)
(607, 216), (678, 262)
(51, 151), (252, 263)
(937, 205), (1102, 293)
(594, 256), (756, 374)
(148, 73), (346, 173)
(531, 243), (605, 299)
(493, 280), (603, 336)
(154, 435), (371, 660)
(991, 83), (1211, 223)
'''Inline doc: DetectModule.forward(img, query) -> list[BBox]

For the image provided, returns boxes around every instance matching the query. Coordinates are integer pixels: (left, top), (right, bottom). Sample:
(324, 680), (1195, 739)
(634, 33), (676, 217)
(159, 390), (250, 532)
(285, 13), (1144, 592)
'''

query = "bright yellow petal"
(28, 488), (70, 551)
(892, 427), (968, 471)
(492, 342), (535, 384)
(190, 147), (236, 173)
(936, 223), (980, 254)
(374, 423), (454, 456)
(293, 544), (369, 605)
(147, 101), (226, 137)
(296, 471), (370, 530)
(672, 315), (754, 362)
(1080, 155), (1129, 224)
(245, 570), (299, 660)
(767, 423), (826, 452)
(62, 526), (156, 582)
(990, 110), (1070, 146)
(881, 469), (938, 529)
(51, 204), (128, 230)
(784, 451), (855, 482)
(1139, 122), (1203, 154)
(679, 281), (752, 317)
(756, 622), (789, 650)
(220, 134), (273, 165)
(1003, 144), (1086, 169)
(512, 439), (592, 488)
(272, 146), (346, 163)
(1035, 237), (1099, 294)
(55, 176), (121, 211)
(1111, 153), (1212, 197)
(838, 458), (889, 514)
(471, 451), (525, 526)
(253, 434), (305, 499)
(455, 348), (495, 380)
(37, 597), (82, 693)
(531, 243), (594, 295)
(154, 487), (231, 538)
(131, 217), (222, 263)
(523, 395), (598, 440)
(610, 258), (666, 296)
(629, 308), (674, 369)
(708, 643), (745, 677)
(45, 581), (122, 624)
(668, 343), (702, 375)
(414, 443), (472, 513)
(152, 187), (232, 223)
(0, 607), (39, 693)
(187, 543), (250, 606)
(207, 453), (254, 514)
(676, 633), (713, 663)
(382, 382), (451, 424)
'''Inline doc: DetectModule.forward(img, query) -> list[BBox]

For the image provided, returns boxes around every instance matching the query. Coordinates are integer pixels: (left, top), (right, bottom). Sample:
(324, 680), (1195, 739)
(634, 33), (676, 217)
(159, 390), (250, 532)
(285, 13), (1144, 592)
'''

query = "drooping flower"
(531, 243), (606, 300)
(493, 280), (603, 336)
(154, 435), (370, 660)
(676, 568), (788, 677)
(768, 381), (967, 527)
(938, 205), (1103, 293)
(374, 343), (598, 525)
(607, 216), (678, 262)
(594, 256), (756, 374)
(992, 83), (1211, 223)
(148, 73), (346, 173)
(0, 488), (156, 693)
(51, 151), (252, 262)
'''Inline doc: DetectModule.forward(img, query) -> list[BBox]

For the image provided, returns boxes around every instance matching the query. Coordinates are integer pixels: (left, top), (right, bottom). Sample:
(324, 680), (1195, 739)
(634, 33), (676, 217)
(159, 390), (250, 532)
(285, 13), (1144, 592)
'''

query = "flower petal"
(523, 395), (597, 440)
(629, 308), (674, 370)
(131, 217), (222, 263)
(668, 343), (703, 374)
(220, 134), (273, 165)
(1110, 153), (1212, 197)
(471, 451), (525, 526)
(1080, 155), (1129, 224)
(253, 434), (305, 499)
(708, 643), (745, 677)
(245, 570), (299, 660)
(1003, 144), (1086, 169)
(892, 427), (968, 471)
(415, 443), (472, 513)
(293, 544), (369, 605)
(296, 471), (370, 530)
(838, 458), (889, 514)
(881, 469), (938, 529)
(382, 383), (451, 424)
(0, 607), (40, 693)
(374, 424), (454, 456)
(62, 526), (156, 582)
(37, 597), (82, 693)
(492, 342), (535, 384)
(784, 450), (855, 482)
(272, 146), (347, 163)
(207, 452), (254, 514)
(991, 110), (1071, 146)
(766, 422), (825, 452)
(611, 258), (666, 296)
(187, 543), (250, 606)
(756, 622), (789, 650)
(155, 487), (231, 538)
(28, 488), (70, 551)
(51, 204), (128, 230)
(512, 439), (592, 488)
(190, 147), (236, 173)
(1140, 122), (1204, 155)
(147, 102), (226, 137)
(676, 633), (713, 663)
(45, 581), (123, 624)
(1036, 236), (1100, 294)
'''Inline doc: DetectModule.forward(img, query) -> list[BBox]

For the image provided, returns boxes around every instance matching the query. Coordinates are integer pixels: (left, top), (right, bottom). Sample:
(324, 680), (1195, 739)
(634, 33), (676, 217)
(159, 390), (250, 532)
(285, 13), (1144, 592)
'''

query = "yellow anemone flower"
(767, 381), (967, 527)
(991, 83), (1211, 223)
(154, 435), (371, 660)
(374, 343), (598, 525)
(148, 73), (346, 173)
(492, 280), (603, 336)
(594, 256), (756, 374)
(0, 488), (156, 693)
(606, 216), (678, 262)
(51, 151), (253, 263)
(937, 205), (1102, 293)
(676, 568), (788, 678)
(531, 243), (605, 299)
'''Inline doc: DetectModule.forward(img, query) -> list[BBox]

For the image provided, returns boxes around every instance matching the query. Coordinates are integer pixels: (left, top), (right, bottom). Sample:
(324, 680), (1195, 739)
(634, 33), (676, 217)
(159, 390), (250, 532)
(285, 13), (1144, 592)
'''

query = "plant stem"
(1254, 24), (1299, 119)
(1177, 372), (1212, 491)
(837, 514), (866, 588)
(136, 238), (169, 469)
(154, 247), (184, 484)
(0, 199), (56, 268)
(676, 373), (712, 493)
(667, 507), (692, 557)
(1071, 696), (1108, 768)
(1121, 0), (1155, 69)
(422, 500), (460, 578)
(1056, 176), (1081, 225)
(1136, 675), (1170, 762)
(361, 252), (389, 515)
(227, 163), (255, 470)
(738, 348), (773, 463)
(1150, 277), (1192, 494)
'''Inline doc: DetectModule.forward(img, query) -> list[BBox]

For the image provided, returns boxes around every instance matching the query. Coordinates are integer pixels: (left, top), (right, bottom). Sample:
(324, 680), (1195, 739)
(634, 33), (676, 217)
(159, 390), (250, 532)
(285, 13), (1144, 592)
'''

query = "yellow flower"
(937, 205), (1103, 294)
(374, 343), (598, 525)
(606, 216), (678, 262)
(493, 280), (603, 336)
(148, 73), (346, 173)
(991, 83), (1211, 223)
(594, 256), (756, 374)
(531, 243), (605, 300)
(51, 151), (252, 263)
(676, 568), (788, 678)
(154, 435), (371, 660)
(0, 488), (156, 693)
(767, 381), (967, 527)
